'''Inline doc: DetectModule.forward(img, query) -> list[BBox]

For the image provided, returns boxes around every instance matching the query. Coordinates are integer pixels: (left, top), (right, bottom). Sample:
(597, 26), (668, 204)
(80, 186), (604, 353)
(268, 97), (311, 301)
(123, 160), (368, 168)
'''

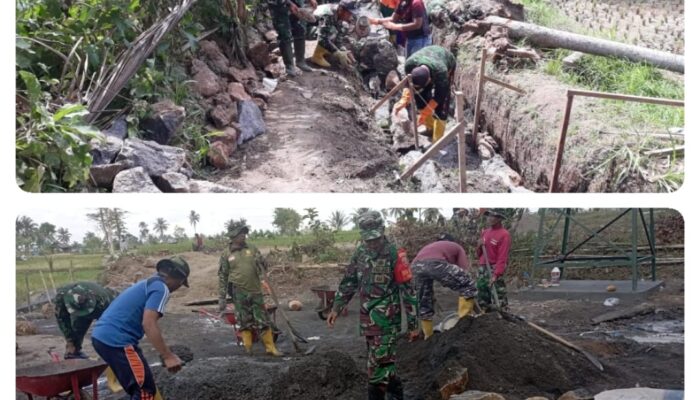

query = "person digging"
(476, 209), (512, 311)
(218, 221), (282, 356)
(327, 211), (419, 400)
(411, 233), (478, 339)
(393, 45), (455, 143)
(54, 281), (118, 359)
(267, 0), (317, 76)
(91, 256), (190, 400)
(309, 0), (358, 69)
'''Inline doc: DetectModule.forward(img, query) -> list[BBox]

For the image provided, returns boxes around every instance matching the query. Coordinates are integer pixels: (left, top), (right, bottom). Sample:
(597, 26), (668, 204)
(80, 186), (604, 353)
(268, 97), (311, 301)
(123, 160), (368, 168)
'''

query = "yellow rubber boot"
(241, 330), (254, 354)
(458, 297), (475, 318)
(262, 329), (283, 356)
(421, 320), (434, 340)
(310, 45), (332, 68)
(432, 118), (446, 142)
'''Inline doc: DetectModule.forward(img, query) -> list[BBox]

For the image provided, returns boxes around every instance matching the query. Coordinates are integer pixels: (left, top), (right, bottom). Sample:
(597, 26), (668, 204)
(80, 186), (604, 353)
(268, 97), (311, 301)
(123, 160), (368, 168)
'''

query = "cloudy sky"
(18, 207), (457, 241)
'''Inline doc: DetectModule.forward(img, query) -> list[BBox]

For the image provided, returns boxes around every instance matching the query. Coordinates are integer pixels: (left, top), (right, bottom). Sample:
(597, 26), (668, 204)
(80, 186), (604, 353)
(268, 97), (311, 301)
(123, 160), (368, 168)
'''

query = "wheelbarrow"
(310, 286), (348, 320)
(16, 359), (108, 400)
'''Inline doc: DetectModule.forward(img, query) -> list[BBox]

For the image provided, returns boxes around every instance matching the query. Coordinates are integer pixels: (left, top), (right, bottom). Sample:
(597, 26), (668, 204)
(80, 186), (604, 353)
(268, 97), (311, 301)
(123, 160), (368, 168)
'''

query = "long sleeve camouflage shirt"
(218, 244), (267, 303)
(332, 238), (418, 336)
(313, 4), (347, 53)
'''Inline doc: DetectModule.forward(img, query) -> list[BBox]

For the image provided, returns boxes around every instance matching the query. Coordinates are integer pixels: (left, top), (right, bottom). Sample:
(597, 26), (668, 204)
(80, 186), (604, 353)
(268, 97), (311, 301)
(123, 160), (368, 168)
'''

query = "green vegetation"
(16, 253), (104, 271)
(17, 267), (104, 306)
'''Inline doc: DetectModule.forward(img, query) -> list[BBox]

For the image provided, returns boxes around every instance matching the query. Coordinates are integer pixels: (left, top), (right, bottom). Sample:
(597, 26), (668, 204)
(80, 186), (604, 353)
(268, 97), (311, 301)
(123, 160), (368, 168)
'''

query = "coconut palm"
(189, 210), (200, 234)
(57, 228), (71, 246)
(138, 222), (149, 243)
(327, 210), (349, 232)
(153, 218), (169, 241)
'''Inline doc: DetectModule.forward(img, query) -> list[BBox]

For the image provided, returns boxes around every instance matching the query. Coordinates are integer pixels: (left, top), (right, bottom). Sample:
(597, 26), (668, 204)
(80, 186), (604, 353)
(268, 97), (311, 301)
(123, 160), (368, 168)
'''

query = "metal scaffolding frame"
(532, 208), (657, 291)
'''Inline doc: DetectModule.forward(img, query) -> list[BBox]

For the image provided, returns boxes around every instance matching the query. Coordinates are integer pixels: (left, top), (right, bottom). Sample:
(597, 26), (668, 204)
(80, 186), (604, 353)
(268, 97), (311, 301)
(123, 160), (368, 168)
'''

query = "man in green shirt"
(218, 221), (281, 356)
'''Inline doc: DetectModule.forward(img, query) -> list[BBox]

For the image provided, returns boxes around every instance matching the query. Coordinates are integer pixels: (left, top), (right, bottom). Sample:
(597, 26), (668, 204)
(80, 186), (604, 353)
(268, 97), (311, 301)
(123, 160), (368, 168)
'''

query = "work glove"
(334, 50), (354, 69)
(218, 298), (226, 312)
(418, 99), (438, 126)
(392, 88), (412, 115)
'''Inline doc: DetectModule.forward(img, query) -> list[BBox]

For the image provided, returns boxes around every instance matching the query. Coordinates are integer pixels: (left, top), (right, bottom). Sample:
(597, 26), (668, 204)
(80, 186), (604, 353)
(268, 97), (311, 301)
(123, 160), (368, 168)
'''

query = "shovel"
(264, 278), (316, 355)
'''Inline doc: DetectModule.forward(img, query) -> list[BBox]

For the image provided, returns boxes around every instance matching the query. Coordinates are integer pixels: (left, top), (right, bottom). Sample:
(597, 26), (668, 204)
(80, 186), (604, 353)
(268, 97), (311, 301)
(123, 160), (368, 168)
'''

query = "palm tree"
(57, 228), (71, 246)
(327, 210), (349, 232)
(189, 210), (200, 234)
(422, 208), (443, 224)
(138, 222), (149, 243)
(153, 218), (169, 241)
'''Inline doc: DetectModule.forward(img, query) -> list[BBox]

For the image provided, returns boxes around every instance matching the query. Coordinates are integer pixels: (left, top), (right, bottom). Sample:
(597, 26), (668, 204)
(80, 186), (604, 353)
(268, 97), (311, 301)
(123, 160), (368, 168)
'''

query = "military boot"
(294, 38), (313, 72)
(281, 41), (299, 77)
(386, 377), (404, 400)
(368, 384), (386, 400)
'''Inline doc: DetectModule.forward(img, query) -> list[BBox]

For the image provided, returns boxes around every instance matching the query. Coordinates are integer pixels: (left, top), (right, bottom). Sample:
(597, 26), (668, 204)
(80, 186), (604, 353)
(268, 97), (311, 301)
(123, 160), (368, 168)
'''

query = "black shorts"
(92, 338), (157, 400)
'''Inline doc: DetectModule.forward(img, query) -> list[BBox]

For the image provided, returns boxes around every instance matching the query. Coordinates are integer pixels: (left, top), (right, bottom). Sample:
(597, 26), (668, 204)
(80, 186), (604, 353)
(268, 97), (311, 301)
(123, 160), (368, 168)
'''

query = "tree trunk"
(483, 16), (684, 73)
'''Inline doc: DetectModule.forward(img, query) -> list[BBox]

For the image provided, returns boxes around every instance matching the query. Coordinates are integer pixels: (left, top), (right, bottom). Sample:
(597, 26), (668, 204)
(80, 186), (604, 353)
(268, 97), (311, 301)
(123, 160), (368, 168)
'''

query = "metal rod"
(483, 75), (526, 95)
(399, 120), (465, 180)
(560, 208), (571, 278)
(631, 209), (639, 291)
(650, 209), (657, 281)
(563, 209), (631, 258)
(456, 91), (467, 192)
(408, 75), (420, 149)
(567, 89), (684, 107)
(369, 75), (410, 114)
(471, 49), (488, 149)
(562, 209), (631, 256)
(550, 91), (574, 192)
(532, 209), (546, 280)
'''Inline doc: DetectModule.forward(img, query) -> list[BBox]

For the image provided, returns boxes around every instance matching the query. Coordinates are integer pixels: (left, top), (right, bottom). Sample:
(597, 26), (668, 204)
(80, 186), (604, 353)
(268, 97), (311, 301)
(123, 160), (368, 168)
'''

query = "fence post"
(25, 273), (32, 312)
(549, 91), (575, 192)
(69, 260), (75, 282)
(39, 270), (53, 305)
(456, 91), (467, 192)
(471, 49), (488, 148)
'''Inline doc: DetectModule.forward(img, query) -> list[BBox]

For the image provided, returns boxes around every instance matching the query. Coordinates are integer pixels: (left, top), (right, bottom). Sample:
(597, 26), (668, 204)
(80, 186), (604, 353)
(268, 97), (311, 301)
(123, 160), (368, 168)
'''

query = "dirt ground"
(16, 250), (684, 399)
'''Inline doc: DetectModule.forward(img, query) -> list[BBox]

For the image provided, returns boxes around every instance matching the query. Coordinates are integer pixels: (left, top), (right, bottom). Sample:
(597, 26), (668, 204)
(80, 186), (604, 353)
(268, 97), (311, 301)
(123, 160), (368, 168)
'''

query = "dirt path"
(214, 57), (397, 193)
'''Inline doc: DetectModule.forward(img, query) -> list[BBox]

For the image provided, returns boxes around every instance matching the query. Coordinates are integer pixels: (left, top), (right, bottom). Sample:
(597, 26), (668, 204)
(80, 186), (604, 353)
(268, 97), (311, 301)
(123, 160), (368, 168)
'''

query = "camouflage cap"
(484, 209), (506, 219)
(63, 287), (97, 318)
(227, 221), (250, 239)
(338, 0), (358, 14)
(156, 256), (191, 287)
(358, 211), (385, 241)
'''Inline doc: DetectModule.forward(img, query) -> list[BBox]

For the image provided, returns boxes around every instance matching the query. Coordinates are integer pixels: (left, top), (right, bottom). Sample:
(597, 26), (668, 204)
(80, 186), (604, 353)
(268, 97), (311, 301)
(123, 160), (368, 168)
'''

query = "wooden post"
(408, 75), (420, 149)
(25, 273), (32, 312)
(39, 270), (53, 305)
(471, 49), (487, 149)
(456, 91), (467, 192)
(369, 76), (410, 114)
(400, 121), (465, 180)
(549, 91), (575, 192)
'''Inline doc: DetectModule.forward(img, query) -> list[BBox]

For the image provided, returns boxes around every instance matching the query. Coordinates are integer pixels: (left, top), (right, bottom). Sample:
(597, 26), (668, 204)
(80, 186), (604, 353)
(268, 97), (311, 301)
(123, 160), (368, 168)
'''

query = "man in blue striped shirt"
(92, 256), (190, 400)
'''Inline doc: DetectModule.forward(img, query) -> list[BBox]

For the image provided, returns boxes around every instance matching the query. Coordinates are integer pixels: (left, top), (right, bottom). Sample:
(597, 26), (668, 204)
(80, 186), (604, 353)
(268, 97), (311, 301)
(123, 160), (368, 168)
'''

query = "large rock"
(593, 388), (683, 400)
(450, 392), (505, 400)
(228, 65), (259, 83)
(192, 59), (223, 97)
(247, 41), (271, 69)
(228, 82), (252, 102)
(264, 62), (285, 78)
(90, 135), (124, 165)
(112, 167), (161, 193)
(198, 40), (229, 74)
(187, 180), (236, 193)
(400, 150), (446, 193)
(89, 162), (129, 189)
(153, 172), (190, 193)
(208, 141), (231, 169)
(209, 104), (238, 128)
(211, 127), (239, 153)
(139, 100), (185, 145)
(237, 100), (266, 144)
(116, 138), (190, 178)
(103, 115), (128, 140)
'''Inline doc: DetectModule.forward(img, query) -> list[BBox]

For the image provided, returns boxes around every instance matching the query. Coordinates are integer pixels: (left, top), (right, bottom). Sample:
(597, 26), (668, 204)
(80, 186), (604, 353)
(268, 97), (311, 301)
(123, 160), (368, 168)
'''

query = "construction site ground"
(16, 251), (684, 399)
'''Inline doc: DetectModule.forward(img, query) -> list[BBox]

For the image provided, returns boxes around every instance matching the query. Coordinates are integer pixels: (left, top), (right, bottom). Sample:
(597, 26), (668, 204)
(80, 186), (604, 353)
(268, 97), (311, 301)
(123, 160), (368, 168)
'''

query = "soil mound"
(155, 350), (365, 400)
(398, 313), (608, 399)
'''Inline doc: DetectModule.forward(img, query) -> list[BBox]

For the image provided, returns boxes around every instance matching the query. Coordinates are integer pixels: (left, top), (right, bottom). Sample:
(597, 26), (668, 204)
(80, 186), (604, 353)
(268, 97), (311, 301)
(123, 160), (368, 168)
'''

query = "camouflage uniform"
(332, 211), (417, 396)
(404, 45), (456, 120)
(476, 267), (508, 309)
(54, 282), (116, 353)
(268, 0), (307, 69)
(313, 4), (350, 52)
(218, 244), (272, 331)
(411, 260), (477, 319)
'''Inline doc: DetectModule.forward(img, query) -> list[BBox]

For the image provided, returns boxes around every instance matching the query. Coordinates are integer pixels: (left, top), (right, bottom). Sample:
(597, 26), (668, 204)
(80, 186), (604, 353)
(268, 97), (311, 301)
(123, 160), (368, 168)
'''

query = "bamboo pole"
(39, 271), (53, 305)
(471, 49), (488, 148)
(549, 91), (575, 192)
(456, 91), (467, 192)
(400, 121), (466, 180)
(25, 273), (32, 312)
(408, 75), (420, 149)
(69, 260), (76, 282)
(369, 76), (410, 114)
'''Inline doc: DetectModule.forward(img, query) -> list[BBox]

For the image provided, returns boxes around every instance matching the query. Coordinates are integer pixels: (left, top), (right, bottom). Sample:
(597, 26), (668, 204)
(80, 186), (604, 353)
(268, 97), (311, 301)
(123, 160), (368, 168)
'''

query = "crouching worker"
(310, 0), (358, 69)
(55, 281), (117, 359)
(394, 45), (455, 142)
(327, 211), (419, 400)
(411, 234), (478, 339)
(91, 256), (190, 400)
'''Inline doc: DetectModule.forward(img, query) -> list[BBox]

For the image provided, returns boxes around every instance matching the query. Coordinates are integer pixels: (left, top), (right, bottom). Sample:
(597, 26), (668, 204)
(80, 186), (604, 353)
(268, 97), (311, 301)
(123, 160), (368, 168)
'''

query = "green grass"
(516, 0), (573, 29)
(16, 267), (104, 306)
(250, 230), (360, 248)
(16, 253), (104, 271)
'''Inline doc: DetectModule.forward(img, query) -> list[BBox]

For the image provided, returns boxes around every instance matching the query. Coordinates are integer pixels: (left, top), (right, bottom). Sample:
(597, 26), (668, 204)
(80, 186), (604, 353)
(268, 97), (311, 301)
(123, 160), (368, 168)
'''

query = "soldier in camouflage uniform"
(268, 0), (317, 76)
(54, 281), (117, 359)
(327, 211), (419, 400)
(309, 0), (357, 68)
(218, 221), (282, 356)
(476, 209), (512, 310)
(394, 45), (456, 143)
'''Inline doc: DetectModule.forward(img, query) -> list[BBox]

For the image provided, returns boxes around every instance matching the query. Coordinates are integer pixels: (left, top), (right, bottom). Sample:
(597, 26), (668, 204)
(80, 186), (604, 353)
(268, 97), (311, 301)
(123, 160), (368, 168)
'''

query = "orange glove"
(392, 88), (412, 115)
(418, 99), (438, 125)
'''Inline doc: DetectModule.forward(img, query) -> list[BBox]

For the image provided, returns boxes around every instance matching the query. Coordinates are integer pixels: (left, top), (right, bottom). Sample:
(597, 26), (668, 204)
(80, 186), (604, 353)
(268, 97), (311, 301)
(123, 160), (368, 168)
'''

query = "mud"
(154, 351), (365, 400)
(398, 312), (609, 399)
